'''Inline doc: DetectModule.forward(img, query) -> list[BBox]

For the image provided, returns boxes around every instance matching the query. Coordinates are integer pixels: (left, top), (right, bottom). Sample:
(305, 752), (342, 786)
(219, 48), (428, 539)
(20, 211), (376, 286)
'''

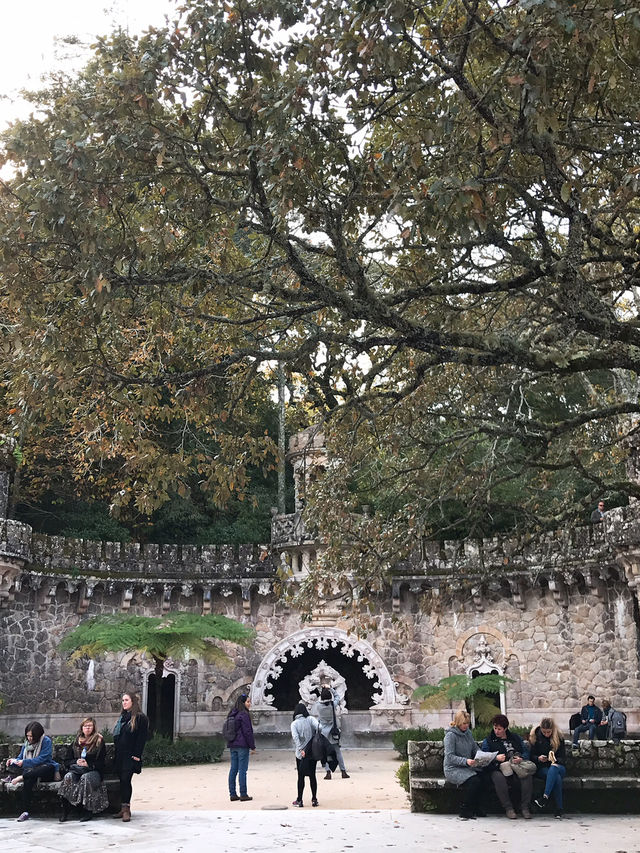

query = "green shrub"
(392, 727), (445, 759)
(143, 735), (225, 767)
(101, 726), (114, 743)
(396, 760), (409, 792)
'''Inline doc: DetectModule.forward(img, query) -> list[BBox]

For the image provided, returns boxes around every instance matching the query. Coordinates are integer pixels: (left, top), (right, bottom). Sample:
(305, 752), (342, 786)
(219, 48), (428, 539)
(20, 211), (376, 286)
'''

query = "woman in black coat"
(58, 716), (108, 822)
(113, 693), (149, 822)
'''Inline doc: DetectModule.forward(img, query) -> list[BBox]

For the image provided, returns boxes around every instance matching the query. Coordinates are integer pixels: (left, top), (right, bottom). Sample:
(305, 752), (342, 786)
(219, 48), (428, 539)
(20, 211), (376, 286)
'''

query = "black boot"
(59, 799), (71, 823)
(80, 808), (93, 822)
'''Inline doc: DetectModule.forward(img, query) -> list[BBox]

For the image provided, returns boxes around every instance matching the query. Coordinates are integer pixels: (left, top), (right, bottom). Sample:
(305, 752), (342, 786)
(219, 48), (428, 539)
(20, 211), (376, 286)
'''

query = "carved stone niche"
(0, 560), (22, 606)
(298, 661), (347, 711)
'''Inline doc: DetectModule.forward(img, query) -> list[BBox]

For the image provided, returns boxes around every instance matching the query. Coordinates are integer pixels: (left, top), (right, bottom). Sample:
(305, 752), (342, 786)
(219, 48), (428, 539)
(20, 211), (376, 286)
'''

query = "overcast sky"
(1, 0), (178, 127)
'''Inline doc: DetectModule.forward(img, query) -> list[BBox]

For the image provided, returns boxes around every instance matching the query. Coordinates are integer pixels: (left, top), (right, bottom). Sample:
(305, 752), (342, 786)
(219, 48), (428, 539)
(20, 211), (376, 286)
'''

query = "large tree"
(1, 0), (640, 587)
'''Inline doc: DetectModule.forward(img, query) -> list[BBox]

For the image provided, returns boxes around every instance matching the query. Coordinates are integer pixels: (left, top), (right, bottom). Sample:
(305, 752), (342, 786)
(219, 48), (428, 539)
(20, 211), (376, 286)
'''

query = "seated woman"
(481, 714), (533, 819)
(529, 717), (567, 818)
(58, 716), (108, 822)
(2, 721), (60, 822)
(443, 710), (488, 820)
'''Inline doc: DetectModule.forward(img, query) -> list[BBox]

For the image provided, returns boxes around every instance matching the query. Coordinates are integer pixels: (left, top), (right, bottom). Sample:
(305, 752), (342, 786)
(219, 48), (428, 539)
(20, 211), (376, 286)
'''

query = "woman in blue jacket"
(226, 694), (256, 802)
(2, 721), (59, 822)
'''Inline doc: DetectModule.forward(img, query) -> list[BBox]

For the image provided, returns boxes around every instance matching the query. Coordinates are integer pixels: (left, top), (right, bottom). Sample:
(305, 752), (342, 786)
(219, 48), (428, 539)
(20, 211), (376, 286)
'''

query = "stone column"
(0, 435), (17, 519)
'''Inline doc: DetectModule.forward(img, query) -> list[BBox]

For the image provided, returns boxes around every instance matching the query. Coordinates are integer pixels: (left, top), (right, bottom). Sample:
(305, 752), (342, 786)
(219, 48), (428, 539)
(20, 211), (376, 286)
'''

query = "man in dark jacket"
(572, 695), (603, 748)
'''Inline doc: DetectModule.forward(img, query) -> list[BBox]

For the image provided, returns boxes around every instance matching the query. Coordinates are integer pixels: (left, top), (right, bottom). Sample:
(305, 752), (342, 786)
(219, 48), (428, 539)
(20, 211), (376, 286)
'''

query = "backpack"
(569, 712), (582, 732)
(222, 713), (237, 745)
(610, 710), (626, 737)
(305, 726), (326, 762)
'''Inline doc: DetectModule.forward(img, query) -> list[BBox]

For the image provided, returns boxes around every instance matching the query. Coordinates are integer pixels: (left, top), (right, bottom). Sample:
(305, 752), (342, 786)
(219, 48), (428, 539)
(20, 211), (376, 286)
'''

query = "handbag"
(309, 727), (326, 762)
(68, 763), (90, 778)
(511, 759), (537, 778)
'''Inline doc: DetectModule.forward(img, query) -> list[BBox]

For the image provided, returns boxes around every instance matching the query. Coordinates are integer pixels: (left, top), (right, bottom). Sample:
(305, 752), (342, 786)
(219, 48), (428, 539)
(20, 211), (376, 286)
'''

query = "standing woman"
(2, 721), (59, 822)
(227, 694), (256, 802)
(529, 717), (567, 818)
(443, 710), (487, 820)
(113, 693), (149, 822)
(290, 702), (320, 808)
(58, 716), (108, 822)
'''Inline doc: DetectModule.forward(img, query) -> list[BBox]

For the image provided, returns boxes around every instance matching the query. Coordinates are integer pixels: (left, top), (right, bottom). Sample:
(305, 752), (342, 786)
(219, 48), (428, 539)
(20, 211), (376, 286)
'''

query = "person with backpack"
(291, 702), (320, 807)
(598, 700), (627, 743)
(225, 694), (256, 802)
(312, 686), (350, 779)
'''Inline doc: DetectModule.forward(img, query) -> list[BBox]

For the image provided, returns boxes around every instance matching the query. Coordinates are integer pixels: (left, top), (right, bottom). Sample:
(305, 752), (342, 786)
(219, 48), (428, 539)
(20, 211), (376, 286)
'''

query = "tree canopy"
(1, 0), (640, 581)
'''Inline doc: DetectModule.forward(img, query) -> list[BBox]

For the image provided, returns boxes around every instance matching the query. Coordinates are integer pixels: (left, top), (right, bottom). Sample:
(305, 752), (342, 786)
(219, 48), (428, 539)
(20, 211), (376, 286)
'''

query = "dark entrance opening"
(147, 672), (176, 738)
(270, 643), (381, 711)
(467, 669), (501, 721)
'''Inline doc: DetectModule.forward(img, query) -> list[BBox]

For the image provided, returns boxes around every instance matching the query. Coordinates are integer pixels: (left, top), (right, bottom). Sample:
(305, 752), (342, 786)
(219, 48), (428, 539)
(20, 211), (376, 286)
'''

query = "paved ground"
(1, 810), (639, 853)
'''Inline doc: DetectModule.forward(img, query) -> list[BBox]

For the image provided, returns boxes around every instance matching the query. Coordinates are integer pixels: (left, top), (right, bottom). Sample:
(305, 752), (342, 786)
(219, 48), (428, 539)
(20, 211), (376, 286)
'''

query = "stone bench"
(408, 739), (640, 814)
(0, 741), (121, 817)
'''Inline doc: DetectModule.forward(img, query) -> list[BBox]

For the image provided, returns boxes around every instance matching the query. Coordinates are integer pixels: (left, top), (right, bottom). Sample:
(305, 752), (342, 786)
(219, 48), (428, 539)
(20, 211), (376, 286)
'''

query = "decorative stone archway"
(250, 628), (407, 710)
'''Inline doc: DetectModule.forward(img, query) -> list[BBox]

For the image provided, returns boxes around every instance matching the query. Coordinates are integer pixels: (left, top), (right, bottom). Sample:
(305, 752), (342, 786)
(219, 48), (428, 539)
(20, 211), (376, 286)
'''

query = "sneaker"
(311, 798), (319, 807)
(341, 771), (350, 779)
(17, 812), (29, 822)
(534, 796), (548, 812)
(506, 809), (517, 820)
(239, 795), (252, 802)
(229, 795), (239, 801)
(554, 810), (563, 819)
(571, 743), (579, 750)
(458, 814), (476, 821)
(292, 799), (303, 807)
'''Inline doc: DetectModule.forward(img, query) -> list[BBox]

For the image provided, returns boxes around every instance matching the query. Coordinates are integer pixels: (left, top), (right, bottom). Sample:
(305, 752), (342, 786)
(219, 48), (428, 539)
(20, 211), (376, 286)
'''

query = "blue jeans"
(228, 748), (250, 797)
(537, 764), (566, 809)
(572, 723), (596, 744)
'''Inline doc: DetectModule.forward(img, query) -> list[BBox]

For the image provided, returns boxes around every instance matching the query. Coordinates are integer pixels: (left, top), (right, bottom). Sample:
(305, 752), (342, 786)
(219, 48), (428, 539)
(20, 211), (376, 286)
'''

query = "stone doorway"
(250, 627), (406, 712)
(147, 672), (176, 738)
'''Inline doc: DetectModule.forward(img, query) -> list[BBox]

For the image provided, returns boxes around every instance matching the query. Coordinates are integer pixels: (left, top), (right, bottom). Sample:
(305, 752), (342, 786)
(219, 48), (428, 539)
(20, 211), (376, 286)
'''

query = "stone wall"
(1, 561), (639, 738)
(2, 431), (640, 740)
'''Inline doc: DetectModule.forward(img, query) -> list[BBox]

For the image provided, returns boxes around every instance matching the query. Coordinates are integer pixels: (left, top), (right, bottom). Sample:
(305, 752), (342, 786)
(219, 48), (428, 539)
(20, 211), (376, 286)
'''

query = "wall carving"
(249, 628), (408, 710)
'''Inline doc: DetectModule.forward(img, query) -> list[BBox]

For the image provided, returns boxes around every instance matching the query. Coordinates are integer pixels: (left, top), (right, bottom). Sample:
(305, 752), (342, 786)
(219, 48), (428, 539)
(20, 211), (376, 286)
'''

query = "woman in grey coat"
(290, 703), (320, 807)
(443, 710), (487, 820)
(312, 687), (350, 779)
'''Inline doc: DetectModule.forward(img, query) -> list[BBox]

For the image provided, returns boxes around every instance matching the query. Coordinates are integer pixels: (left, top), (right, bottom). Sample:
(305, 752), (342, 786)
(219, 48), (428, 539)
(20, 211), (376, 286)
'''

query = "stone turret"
(0, 435), (17, 519)
(0, 435), (30, 605)
(287, 425), (326, 512)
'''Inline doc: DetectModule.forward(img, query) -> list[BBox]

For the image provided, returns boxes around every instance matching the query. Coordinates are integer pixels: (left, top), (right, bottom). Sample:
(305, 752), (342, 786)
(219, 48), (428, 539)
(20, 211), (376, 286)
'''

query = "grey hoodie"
(443, 725), (478, 786)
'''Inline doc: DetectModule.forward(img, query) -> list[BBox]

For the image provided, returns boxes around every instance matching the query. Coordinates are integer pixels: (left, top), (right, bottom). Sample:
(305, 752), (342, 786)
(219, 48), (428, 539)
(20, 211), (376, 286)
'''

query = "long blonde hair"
(452, 710), (471, 728)
(529, 717), (561, 751)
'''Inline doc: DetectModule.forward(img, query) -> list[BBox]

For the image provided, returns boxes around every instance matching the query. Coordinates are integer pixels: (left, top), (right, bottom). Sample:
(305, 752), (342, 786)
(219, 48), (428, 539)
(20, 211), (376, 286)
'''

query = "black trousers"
(458, 772), (485, 817)
(119, 767), (135, 805)
(21, 765), (55, 812)
(295, 757), (317, 802)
